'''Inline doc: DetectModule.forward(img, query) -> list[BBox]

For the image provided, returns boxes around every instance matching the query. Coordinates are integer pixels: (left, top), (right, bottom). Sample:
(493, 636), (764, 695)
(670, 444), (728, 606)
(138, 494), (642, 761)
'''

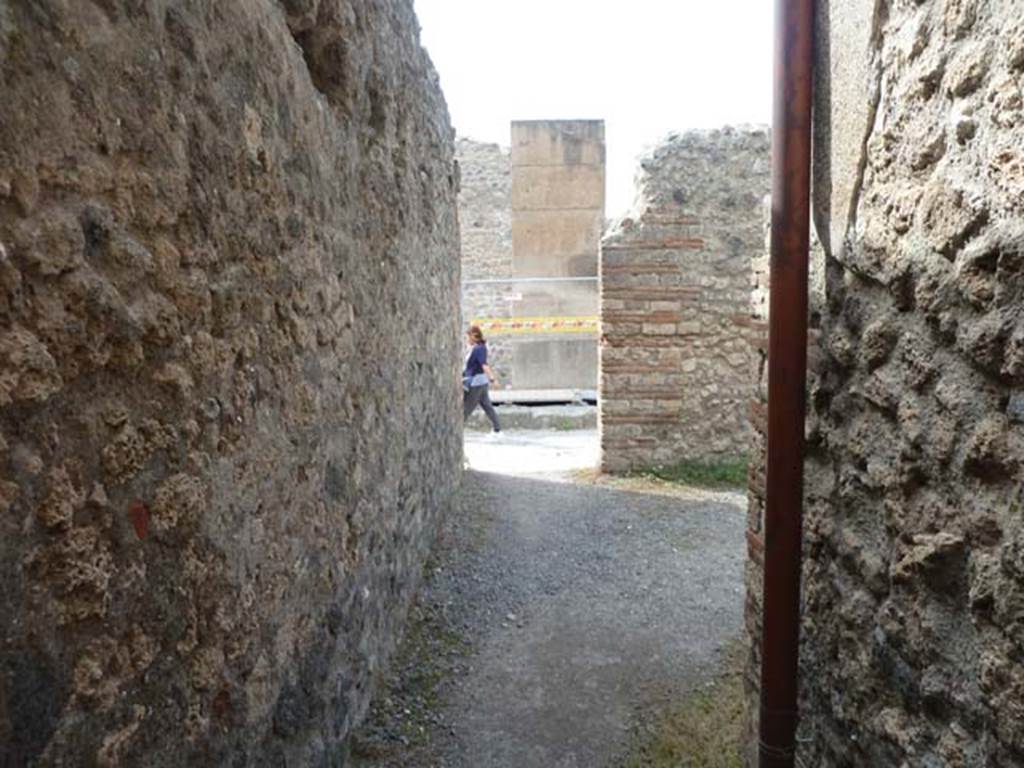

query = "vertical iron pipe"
(759, 0), (814, 767)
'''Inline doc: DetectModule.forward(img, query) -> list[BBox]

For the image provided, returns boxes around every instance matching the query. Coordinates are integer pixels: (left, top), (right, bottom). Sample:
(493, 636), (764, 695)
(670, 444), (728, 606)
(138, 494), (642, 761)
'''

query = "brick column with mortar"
(600, 127), (770, 472)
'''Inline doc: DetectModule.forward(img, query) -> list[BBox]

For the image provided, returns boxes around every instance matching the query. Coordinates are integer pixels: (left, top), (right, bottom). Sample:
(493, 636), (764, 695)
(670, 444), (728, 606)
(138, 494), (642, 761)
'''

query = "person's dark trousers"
(463, 384), (501, 432)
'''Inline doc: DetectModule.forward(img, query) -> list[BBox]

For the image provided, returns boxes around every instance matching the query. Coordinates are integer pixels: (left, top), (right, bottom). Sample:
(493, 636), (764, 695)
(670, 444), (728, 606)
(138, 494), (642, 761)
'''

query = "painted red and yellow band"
(470, 315), (599, 335)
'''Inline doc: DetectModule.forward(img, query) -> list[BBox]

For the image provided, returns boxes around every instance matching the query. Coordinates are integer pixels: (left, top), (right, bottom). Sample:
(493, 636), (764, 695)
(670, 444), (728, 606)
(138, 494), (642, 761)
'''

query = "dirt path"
(351, 446), (746, 767)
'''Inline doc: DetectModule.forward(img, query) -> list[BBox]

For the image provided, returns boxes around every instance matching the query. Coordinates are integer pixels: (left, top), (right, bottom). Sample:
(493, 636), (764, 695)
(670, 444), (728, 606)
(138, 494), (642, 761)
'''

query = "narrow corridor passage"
(351, 459), (745, 767)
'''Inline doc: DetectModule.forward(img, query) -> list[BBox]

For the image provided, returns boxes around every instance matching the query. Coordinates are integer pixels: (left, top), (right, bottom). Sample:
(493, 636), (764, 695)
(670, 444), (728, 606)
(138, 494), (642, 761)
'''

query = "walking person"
(463, 325), (502, 434)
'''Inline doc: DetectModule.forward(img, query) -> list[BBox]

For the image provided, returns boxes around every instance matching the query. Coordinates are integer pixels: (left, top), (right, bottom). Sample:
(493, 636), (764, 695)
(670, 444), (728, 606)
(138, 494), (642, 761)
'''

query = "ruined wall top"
(615, 126), (770, 224)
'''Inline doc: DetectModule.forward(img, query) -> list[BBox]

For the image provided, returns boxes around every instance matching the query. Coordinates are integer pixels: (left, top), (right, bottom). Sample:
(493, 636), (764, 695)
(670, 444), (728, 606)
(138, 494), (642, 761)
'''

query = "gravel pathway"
(350, 467), (746, 767)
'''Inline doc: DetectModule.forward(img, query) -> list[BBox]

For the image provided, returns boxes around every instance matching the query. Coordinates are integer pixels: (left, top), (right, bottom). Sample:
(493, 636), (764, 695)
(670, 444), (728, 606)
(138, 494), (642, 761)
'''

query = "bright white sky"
(413, 0), (773, 218)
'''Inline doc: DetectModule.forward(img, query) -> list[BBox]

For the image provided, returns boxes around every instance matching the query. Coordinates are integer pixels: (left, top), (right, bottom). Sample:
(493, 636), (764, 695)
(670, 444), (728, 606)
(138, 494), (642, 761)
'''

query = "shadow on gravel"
(350, 471), (747, 768)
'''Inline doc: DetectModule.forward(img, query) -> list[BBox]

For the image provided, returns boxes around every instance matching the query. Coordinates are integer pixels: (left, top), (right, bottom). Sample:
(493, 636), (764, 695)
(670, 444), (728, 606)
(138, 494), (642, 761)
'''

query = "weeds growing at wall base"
(631, 457), (748, 489)
(623, 639), (746, 768)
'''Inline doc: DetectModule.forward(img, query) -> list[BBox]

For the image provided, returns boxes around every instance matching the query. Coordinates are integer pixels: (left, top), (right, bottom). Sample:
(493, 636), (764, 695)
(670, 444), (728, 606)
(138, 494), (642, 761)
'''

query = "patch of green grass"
(404, 619), (468, 709)
(631, 457), (748, 490)
(623, 641), (747, 768)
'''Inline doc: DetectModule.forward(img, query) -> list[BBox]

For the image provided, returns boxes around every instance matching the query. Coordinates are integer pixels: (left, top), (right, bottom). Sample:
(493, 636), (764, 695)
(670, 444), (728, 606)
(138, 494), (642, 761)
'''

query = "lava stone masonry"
(746, 1), (1024, 764)
(0, 1), (461, 764)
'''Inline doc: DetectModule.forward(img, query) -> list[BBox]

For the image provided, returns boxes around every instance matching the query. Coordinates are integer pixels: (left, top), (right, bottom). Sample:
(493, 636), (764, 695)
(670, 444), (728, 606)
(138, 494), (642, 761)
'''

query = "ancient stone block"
(511, 209), (603, 275)
(511, 164), (605, 212)
(510, 120), (606, 167)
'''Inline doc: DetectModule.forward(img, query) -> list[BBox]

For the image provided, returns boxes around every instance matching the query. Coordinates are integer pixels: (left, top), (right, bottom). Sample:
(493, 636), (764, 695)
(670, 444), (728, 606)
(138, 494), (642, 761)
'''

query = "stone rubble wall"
(746, 0), (1024, 764)
(0, 1), (460, 765)
(457, 139), (513, 283)
(456, 138), (515, 383)
(599, 127), (770, 472)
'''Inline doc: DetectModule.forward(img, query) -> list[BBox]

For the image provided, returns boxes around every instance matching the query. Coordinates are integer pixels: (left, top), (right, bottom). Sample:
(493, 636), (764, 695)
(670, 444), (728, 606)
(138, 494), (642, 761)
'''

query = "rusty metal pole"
(759, 0), (814, 766)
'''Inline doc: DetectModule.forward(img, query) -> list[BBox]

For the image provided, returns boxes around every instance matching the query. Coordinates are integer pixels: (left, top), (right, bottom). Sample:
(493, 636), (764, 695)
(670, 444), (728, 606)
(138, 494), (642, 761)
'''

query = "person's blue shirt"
(463, 344), (489, 388)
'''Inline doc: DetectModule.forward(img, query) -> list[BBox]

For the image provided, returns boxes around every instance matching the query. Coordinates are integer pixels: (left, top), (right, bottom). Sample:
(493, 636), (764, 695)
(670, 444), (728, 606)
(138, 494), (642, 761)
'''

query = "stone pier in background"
(459, 121), (604, 393)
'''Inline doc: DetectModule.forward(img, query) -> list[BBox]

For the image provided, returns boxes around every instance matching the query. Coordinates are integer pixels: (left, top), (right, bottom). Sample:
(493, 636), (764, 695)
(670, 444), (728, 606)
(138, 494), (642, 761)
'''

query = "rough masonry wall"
(747, 1), (1024, 764)
(0, 2), (460, 765)
(456, 138), (515, 383)
(600, 128), (769, 472)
